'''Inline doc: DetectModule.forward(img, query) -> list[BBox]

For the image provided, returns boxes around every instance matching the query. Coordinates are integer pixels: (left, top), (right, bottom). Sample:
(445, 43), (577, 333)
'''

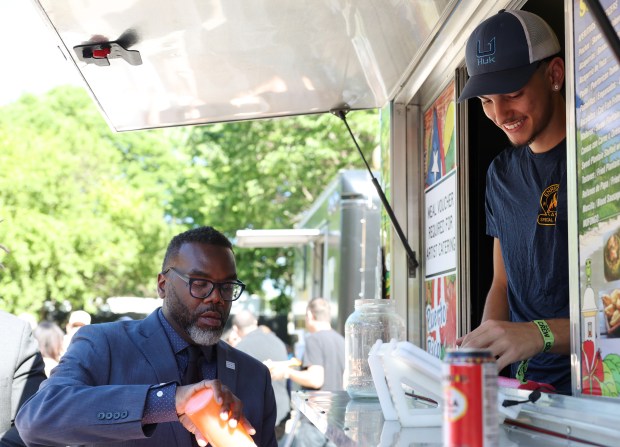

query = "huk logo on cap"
(476, 37), (496, 65)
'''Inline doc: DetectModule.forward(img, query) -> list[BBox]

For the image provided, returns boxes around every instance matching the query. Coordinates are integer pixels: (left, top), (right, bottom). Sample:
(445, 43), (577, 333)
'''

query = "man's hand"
(175, 379), (256, 446)
(264, 358), (301, 381)
(263, 360), (290, 381)
(456, 320), (543, 371)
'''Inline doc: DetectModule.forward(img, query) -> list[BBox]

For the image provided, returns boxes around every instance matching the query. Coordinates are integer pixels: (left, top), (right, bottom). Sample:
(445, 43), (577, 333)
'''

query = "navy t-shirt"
(485, 139), (571, 394)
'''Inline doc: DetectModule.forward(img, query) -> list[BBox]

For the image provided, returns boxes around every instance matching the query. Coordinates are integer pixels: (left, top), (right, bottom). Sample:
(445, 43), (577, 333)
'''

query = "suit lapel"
(133, 310), (180, 384)
(131, 314), (246, 446)
(216, 341), (237, 394)
(132, 310), (190, 447)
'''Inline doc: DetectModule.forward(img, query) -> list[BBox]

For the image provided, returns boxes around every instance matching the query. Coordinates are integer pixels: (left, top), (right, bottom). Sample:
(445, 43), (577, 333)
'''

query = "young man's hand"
(456, 320), (544, 371)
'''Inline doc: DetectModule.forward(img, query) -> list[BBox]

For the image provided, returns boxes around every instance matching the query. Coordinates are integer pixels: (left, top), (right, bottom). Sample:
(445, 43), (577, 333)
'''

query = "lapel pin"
(226, 361), (235, 370)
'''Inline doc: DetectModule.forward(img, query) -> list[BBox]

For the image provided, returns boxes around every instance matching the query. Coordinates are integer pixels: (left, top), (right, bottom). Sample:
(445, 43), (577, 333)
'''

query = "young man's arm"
(286, 365), (324, 390)
(266, 361), (324, 390)
(458, 238), (569, 370)
(481, 238), (510, 322)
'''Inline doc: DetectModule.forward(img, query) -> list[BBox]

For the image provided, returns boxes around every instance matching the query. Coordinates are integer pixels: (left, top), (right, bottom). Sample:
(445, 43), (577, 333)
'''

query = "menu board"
(423, 81), (457, 358)
(575, 0), (620, 397)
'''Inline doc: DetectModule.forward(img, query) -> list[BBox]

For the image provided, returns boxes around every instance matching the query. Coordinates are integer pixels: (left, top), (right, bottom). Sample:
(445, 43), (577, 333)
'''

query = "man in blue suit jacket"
(16, 226), (277, 447)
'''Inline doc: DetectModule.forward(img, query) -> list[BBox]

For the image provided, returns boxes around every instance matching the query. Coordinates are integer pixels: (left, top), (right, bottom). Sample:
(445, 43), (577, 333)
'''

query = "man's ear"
(548, 56), (565, 89)
(157, 273), (166, 299)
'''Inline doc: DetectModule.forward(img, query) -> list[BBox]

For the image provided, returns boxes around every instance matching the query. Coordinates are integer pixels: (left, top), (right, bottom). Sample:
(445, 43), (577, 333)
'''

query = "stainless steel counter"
(291, 390), (596, 447)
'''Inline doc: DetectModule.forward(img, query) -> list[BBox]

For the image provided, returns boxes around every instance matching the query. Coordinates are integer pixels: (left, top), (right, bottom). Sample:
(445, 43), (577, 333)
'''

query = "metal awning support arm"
(584, 0), (620, 65)
(331, 106), (419, 278)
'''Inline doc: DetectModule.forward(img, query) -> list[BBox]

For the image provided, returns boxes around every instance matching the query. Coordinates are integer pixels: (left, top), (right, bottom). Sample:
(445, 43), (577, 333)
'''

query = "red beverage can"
(442, 348), (498, 447)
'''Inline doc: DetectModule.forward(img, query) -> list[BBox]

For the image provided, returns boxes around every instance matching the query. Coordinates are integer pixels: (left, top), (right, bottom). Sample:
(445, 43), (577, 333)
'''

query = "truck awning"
(32, 0), (452, 131)
(235, 229), (322, 248)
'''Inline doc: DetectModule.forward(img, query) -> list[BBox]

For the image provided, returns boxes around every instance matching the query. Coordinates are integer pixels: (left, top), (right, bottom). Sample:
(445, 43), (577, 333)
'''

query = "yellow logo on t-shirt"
(538, 184), (559, 226)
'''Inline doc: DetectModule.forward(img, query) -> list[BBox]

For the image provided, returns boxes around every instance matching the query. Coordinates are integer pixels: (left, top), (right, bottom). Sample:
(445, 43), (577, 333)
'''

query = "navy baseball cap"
(458, 10), (560, 102)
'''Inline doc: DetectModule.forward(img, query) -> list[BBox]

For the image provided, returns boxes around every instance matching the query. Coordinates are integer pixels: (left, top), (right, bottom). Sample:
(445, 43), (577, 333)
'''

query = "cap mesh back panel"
(514, 11), (560, 61)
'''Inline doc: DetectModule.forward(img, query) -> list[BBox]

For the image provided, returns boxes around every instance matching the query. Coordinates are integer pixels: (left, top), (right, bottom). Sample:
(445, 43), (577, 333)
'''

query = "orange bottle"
(185, 388), (256, 447)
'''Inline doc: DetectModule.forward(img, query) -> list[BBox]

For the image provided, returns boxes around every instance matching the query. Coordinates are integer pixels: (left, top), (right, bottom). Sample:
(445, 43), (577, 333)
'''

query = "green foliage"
(270, 293), (293, 314)
(0, 86), (379, 316)
(0, 87), (180, 315)
(602, 361), (619, 397)
(170, 112), (379, 310)
(603, 353), (620, 397)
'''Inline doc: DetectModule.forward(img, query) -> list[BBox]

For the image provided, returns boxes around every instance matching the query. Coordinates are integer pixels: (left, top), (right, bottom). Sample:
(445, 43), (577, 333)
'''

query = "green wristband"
(516, 321), (554, 384)
(533, 320), (554, 353)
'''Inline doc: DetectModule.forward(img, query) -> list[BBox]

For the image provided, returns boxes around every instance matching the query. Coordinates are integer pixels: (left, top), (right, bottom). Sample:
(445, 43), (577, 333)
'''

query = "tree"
(0, 87), (180, 315)
(169, 112), (379, 310)
(0, 85), (379, 316)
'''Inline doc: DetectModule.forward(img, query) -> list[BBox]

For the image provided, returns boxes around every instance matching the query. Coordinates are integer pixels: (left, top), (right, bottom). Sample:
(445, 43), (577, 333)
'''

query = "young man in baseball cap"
(456, 10), (571, 394)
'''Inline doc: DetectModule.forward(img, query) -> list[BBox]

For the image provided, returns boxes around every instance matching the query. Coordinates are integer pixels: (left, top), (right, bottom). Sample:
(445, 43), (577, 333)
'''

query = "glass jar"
(344, 299), (405, 399)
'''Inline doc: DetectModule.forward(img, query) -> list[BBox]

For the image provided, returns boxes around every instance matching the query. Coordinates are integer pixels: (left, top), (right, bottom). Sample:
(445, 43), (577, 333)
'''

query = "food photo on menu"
(602, 228), (620, 337)
(604, 229), (620, 282)
(601, 288), (620, 337)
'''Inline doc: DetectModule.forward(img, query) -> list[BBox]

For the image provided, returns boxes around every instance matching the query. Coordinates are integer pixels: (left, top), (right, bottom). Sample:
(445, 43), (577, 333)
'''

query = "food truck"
(237, 169), (382, 334)
(27, 0), (620, 444)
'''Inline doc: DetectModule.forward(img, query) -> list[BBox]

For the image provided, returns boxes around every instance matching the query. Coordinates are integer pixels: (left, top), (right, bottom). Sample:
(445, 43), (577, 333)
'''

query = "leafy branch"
(0, 219), (7, 270)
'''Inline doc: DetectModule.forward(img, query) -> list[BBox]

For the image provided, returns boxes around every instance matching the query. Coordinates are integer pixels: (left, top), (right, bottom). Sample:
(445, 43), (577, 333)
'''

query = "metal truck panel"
(32, 0), (451, 131)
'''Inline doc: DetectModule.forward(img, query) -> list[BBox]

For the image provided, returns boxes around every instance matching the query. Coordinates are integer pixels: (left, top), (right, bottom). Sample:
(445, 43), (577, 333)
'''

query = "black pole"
(331, 107), (419, 277)
(584, 0), (620, 65)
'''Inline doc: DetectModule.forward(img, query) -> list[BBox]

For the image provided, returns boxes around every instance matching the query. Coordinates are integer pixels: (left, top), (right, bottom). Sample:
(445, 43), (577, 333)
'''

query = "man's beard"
(506, 125), (541, 147)
(507, 123), (541, 148)
(188, 322), (223, 346)
(508, 133), (538, 148)
(166, 287), (228, 346)
(509, 93), (554, 148)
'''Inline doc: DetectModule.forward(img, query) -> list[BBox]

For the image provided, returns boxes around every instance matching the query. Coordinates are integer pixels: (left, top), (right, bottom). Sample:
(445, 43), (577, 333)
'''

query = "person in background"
(456, 10), (570, 393)
(269, 298), (344, 392)
(268, 298), (344, 447)
(233, 310), (291, 442)
(62, 309), (91, 354)
(16, 226), (277, 446)
(222, 327), (242, 347)
(0, 310), (47, 446)
(33, 321), (65, 376)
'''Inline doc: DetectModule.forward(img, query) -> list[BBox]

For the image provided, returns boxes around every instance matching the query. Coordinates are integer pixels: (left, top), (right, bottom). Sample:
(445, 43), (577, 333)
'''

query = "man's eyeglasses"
(162, 267), (245, 302)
